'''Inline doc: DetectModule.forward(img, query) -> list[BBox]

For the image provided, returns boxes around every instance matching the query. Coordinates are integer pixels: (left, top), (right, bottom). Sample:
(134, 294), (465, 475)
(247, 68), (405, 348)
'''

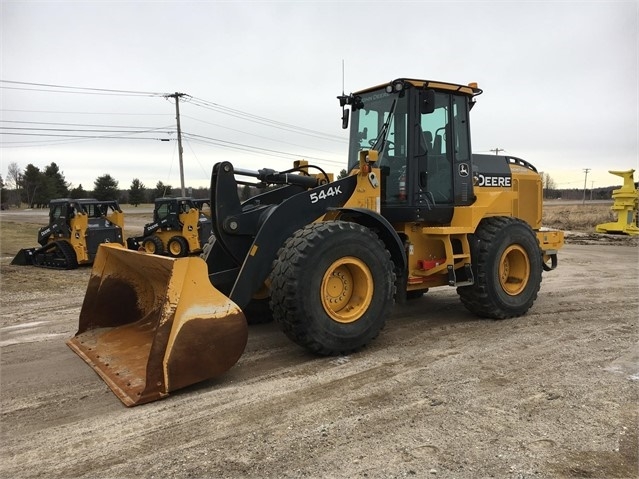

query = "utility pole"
(582, 168), (591, 205)
(166, 92), (186, 196)
(490, 147), (505, 155)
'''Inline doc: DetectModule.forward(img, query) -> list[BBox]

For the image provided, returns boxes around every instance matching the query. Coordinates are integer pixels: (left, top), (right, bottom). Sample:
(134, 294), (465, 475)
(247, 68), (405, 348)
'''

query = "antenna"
(339, 59), (350, 129)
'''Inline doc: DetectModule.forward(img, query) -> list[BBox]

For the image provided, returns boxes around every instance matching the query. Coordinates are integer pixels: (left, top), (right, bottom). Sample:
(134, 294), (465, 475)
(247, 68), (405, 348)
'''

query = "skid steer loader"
(126, 197), (212, 257)
(67, 78), (564, 406)
(12, 198), (124, 269)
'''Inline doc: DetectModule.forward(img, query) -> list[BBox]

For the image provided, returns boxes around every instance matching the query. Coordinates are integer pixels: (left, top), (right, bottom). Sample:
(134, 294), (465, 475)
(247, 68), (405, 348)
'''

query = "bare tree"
(6, 162), (20, 189)
(540, 171), (558, 199)
(6, 162), (22, 205)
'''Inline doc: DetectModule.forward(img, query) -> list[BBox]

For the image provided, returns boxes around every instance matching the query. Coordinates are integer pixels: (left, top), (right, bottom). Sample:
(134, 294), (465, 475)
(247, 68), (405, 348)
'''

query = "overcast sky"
(1, 1), (637, 192)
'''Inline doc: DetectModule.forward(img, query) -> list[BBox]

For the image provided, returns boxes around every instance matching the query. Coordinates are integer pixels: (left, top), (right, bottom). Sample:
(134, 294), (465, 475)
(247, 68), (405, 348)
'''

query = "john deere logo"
(459, 163), (469, 177)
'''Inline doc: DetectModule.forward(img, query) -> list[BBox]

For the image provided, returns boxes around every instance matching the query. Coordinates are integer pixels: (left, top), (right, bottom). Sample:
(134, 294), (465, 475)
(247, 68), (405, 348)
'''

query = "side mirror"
(419, 89), (435, 114)
(341, 108), (350, 130)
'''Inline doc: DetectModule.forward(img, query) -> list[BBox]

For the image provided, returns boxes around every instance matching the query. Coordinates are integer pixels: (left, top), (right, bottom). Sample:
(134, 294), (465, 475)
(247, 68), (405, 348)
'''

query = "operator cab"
(154, 197), (193, 223)
(344, 78), (481, 224)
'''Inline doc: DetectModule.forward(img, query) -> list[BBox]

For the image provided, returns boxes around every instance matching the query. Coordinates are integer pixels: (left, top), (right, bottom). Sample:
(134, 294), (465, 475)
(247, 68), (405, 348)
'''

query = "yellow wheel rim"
(499, 245), (530, 296)
(169, 241), (182, 256)
(144, 241), (156, 254)
(321, 256), (374, 323)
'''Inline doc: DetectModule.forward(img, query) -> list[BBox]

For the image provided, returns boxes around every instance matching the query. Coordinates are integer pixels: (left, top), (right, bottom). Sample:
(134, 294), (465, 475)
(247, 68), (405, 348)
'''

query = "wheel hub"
(499, 245), (530, 296)
(321, 257), (373, 323)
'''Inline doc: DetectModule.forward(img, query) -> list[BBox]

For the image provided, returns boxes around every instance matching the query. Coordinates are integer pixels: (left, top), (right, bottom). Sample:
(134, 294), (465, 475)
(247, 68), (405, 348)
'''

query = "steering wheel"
(368, 139), (395, 150)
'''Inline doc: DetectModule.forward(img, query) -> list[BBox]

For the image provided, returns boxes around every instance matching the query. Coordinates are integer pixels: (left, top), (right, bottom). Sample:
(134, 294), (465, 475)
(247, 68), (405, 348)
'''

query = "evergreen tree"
(69, 184), (88, 199)
(93, 174), (120, 201)
(154, 181), (172, 199)
(129, 178), (146, 206)
(44, 162), (69, 198)
(19, 164), (46, 207)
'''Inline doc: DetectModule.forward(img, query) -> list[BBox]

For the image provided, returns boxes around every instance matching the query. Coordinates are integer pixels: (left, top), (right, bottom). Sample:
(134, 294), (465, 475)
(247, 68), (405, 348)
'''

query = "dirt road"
(1, 234), (637, 478)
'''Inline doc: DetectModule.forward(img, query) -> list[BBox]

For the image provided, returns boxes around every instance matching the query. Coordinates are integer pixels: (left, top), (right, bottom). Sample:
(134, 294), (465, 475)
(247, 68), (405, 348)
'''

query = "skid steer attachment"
(67, 244), (248, 406)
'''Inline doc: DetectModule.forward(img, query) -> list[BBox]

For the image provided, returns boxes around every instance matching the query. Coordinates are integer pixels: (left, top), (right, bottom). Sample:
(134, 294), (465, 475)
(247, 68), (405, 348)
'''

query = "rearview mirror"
(419, 89), (435, 114)
(341, 108), (350, 129)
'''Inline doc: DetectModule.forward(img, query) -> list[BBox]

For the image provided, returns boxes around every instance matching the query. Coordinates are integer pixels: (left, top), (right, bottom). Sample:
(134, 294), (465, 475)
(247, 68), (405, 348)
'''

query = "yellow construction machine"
(67, 78), (564, 406)
(12, 198), (125, 269)
(595, 170), (639, 235)
(126, 197), (212, 256)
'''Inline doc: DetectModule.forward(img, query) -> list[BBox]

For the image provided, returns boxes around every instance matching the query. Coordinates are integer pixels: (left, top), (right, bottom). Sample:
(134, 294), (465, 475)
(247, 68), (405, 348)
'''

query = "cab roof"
(354, 78), (482, 97)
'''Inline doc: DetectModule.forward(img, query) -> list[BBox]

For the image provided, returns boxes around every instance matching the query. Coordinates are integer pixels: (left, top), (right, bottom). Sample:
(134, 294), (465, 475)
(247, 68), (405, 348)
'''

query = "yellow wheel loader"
(127, 197), (212, 257)
(11, 198), (125, 269)
(67, 78), (564, 406)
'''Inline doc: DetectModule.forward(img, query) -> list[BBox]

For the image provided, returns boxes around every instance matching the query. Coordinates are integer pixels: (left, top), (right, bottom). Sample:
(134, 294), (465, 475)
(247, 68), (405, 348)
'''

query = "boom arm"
(206, 162), (357, 308)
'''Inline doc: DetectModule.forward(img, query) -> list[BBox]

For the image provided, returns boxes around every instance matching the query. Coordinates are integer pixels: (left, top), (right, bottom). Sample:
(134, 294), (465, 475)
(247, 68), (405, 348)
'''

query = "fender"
(330, 207), (406, 275)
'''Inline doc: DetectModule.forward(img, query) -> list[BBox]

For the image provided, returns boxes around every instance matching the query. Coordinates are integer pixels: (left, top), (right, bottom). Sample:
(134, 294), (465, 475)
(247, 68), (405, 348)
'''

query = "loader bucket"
(11, 248), (36, 265)
(67, 244), (248, 406)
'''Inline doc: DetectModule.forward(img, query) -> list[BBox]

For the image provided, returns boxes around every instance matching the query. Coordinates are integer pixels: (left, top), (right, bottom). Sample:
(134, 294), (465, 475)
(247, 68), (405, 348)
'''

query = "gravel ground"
(0, 210), (637, 479)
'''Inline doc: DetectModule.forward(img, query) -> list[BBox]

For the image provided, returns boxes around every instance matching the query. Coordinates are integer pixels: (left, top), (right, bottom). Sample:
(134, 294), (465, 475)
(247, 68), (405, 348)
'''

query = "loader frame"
(204, 160), (406, 310)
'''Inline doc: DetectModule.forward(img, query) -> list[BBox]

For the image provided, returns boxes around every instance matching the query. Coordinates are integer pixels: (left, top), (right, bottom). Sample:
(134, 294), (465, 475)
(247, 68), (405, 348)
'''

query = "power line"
(187, 96), (345, 142)
(0, 80), (165, 97)
(1, 120), (172, 129)
(2, 80), (348, 168)
(1, 126), (174, 134)
(1, 108), (172, 116)
(0, 132), (171, 140)
(0, 123), (173, 143)
(183, 131), (345, 166)
(181, 114), (346, 153)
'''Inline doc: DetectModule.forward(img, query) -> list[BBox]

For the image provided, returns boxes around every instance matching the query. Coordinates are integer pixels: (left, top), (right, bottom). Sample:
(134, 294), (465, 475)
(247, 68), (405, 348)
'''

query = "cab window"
(420, 92), (453, 203)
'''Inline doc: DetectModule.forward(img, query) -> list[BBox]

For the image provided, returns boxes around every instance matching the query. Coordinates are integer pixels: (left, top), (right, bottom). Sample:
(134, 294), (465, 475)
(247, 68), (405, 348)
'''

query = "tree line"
(0, 161), (209, 209)
(0, 162), (624, 210)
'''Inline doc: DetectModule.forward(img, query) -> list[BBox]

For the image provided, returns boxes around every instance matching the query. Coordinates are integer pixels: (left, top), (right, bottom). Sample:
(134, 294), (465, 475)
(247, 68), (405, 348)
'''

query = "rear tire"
(457, 217), (542, 319)
(167, 236), (189, 257)
(142, 235), (164, 255)
(270, 221), (395, 355)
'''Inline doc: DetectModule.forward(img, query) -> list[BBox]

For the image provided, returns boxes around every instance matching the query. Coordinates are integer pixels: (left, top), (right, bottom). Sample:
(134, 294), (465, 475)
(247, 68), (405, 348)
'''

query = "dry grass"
(0, 220), (42, 256)
(0, 202), (630, 259)
(543, 203), (617, 231)
(0, 207), (154, 258)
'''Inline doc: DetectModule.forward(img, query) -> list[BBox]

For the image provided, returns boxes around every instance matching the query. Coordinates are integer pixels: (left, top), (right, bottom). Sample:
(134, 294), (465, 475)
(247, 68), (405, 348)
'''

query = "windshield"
(347, 89), (407, 171)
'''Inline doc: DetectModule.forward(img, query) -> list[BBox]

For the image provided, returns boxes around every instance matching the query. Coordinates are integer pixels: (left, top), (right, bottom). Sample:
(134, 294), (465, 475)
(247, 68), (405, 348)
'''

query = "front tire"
(270, 221), (395, 355)
(457, 217), (542, 319)
(167, 236), (189, 257)
(142, 235), (164, 255)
